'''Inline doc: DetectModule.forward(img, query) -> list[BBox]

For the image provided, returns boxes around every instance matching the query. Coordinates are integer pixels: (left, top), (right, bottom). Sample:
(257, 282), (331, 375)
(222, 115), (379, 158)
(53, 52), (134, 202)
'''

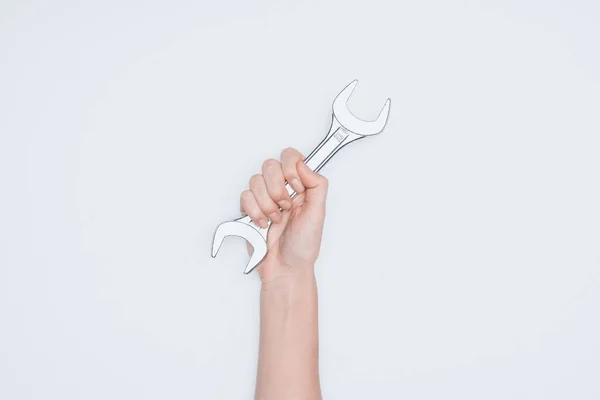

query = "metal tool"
(211, 80), (391, 274)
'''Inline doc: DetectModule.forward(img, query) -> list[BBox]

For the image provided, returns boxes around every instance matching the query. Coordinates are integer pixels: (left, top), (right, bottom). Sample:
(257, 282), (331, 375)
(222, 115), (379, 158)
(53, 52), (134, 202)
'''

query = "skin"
(240, 147), (327, 400)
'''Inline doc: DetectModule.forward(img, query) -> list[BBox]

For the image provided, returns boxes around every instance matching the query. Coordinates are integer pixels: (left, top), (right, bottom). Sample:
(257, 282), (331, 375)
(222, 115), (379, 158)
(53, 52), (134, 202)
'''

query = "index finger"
(280, 147), (305, 194)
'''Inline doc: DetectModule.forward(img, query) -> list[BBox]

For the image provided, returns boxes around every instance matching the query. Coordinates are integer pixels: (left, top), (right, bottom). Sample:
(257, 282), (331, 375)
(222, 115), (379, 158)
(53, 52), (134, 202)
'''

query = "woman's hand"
(240, 147), (329, 282)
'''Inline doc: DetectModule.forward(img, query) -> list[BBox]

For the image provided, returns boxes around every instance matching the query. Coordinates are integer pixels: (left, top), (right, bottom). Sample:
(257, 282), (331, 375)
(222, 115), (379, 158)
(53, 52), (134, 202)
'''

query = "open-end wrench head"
(332, 80), (391, 136)
(212, 219), (268, 274)
(212, 80), (391, 275)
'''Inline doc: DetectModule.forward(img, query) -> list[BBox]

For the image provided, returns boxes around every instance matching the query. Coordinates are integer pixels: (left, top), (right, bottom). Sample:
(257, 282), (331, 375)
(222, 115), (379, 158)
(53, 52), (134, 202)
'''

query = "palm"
(239, 149), (328, 280)
(268, 193), (323, 264)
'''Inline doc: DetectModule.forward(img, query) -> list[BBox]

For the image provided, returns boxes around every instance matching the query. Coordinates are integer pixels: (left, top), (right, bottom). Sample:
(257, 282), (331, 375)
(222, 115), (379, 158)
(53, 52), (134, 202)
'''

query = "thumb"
(296, 161), (328, 215)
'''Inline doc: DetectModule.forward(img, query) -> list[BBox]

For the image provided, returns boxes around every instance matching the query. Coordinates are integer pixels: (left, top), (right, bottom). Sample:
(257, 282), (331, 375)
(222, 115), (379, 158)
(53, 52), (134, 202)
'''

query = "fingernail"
(291, 178), (305, 192)
(258, 218), (268, 228)
(279, 200), (291, 210)
(269, 212), (280, 223)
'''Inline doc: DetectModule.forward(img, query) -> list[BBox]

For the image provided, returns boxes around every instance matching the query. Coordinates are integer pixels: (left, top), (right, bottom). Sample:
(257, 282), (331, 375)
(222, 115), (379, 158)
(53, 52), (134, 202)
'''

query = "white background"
(1, 0), (599, 399)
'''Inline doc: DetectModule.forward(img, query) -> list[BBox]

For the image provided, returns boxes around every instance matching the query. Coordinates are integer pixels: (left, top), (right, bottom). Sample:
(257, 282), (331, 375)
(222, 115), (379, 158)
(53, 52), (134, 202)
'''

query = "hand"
(240, 147), (329, 282)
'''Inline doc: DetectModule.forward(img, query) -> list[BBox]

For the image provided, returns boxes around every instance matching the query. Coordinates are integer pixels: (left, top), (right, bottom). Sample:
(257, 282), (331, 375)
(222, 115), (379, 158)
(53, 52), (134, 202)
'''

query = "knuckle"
(249, 174), (263, 187)
(263, 203), (279, 215)
(262, 158), (280, 170)
(267, 186), (286, 200)
(240, 189), (253, 202)
(281, 147), (302, 159)
(248, 209), (264, 219)
(281, 147), (295, 156)
(284, 166), (299, 178)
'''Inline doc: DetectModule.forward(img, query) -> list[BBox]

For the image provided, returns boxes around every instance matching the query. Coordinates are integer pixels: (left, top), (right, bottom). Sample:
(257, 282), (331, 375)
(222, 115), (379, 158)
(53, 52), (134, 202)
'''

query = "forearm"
(255, 263), (321, 400)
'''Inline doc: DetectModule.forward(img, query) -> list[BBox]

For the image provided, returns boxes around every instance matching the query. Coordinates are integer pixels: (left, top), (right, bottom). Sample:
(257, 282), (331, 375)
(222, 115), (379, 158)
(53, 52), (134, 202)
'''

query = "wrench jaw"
(211, 224), (228, 258)
(211, 219), (268, 274)
(212, 80), (391, 274)
(333, 80), (391, 137)
(243, 241), (267, 274)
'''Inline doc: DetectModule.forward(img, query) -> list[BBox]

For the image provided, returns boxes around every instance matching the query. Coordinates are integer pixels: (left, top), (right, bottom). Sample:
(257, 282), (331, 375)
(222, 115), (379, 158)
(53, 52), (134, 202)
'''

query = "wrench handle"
(284, 126), (354, 198)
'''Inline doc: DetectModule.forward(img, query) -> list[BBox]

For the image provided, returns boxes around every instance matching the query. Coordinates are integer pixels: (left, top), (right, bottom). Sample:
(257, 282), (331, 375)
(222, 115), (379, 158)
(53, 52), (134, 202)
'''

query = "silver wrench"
(211, 80), (391, 274)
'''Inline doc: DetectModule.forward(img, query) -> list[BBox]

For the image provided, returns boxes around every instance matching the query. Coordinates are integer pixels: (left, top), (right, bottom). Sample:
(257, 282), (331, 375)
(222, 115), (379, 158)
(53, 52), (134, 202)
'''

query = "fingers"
(261, 158), (292, 210)
(297, 161), (329, 217)
(240, 189), (268, 228)
(240, 148), (316, 228)
(280, 147), (305, 194)
(249, 173), (282, 226)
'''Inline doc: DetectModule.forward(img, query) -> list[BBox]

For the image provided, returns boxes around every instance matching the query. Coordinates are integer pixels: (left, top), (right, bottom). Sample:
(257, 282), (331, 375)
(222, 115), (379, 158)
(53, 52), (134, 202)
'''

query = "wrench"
(211, 80), (391, 274)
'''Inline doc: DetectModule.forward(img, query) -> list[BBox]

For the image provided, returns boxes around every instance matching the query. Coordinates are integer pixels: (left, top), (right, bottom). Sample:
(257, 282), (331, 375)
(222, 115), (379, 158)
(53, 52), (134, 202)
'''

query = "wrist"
(260, 267), (317, 311)
(259, 257), (316, 287)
